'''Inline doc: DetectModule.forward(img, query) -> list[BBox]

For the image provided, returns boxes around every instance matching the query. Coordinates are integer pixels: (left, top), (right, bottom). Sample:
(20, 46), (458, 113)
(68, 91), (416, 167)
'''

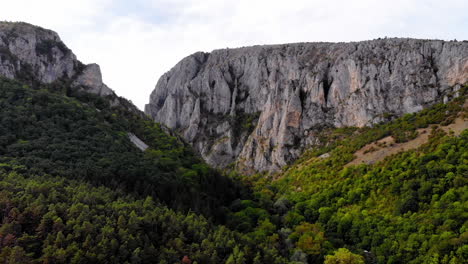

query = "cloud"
(1, 0), (467, 109)
(0, 0), (112, 30)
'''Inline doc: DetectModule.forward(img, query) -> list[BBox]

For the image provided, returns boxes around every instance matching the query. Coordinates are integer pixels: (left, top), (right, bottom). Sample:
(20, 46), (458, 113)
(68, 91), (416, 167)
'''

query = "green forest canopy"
(0, 77), (466, 263)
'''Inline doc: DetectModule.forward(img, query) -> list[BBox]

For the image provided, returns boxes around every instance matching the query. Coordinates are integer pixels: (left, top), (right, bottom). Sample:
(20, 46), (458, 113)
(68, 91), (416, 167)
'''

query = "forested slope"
(0, 77), (246, 219)
(0, 78), (466, 264)
(0, 77), (281, 264)
(226, 87), (468, 263)
(0, 167), (282, 263)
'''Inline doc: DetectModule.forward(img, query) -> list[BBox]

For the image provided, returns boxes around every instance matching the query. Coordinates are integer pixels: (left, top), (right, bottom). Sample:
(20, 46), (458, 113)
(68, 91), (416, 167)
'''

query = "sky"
(1, 0), (467, 109)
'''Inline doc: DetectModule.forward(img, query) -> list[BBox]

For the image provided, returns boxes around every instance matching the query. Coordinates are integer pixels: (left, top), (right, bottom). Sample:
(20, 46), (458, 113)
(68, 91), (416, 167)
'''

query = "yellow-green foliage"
(324, 248), (365, 264)
(232, 87), (467, 263)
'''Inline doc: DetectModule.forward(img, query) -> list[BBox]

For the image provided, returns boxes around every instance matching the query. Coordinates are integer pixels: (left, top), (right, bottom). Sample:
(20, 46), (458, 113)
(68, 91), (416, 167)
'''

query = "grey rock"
(128, 133), (149, 151)
(0, 22), (76, 83)
(0, 22), (116, 98)
(318, 153), (330, 159)
(72, 63), (115, 97)
(146, 38), (468, 173)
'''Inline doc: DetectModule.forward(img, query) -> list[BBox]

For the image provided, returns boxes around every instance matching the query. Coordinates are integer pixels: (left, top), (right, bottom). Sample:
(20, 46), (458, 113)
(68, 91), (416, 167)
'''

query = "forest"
(0, 76), (466, 263)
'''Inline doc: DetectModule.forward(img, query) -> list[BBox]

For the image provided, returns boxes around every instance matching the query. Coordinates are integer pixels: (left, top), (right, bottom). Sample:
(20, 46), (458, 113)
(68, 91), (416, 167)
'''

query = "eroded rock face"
(145, 39), (468, 173)
(72, 63), (114, 96)
(0, 22), (115, 97)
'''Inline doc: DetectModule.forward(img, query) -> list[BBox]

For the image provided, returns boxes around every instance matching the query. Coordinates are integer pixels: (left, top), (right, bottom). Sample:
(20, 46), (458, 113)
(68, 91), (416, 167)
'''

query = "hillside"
(0, 77), (242, 217)
(0, 167), (265, 263)
(0, 22), (244, 216)
(346, 102), (467, 167)
(0, 21), (467, 264)
(232, 89), (468, 263)
(2, 80), (466, 263)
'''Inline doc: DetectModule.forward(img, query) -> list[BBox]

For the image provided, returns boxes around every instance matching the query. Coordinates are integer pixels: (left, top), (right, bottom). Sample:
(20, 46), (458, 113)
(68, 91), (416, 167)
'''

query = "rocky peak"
(0, 21), (115, 97)
(145, 38), (468, 174)
(72, 63), (114, 96)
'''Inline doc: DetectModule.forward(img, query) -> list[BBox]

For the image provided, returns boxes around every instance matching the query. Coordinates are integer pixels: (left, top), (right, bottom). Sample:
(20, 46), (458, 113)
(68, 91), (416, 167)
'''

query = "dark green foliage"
(0, 168), (285, 264)
(0, 77), (242, 219)
(235, 112), (261, 132)
(35, 39), (70, 60)
(0, 77), (288, 263)
(230, 111), (261, 148)
(0, 74), (466, 263)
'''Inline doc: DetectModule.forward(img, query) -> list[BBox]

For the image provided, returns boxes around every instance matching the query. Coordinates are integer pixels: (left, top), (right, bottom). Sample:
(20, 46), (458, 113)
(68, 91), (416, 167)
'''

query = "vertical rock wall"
(146, 39), (468, 173)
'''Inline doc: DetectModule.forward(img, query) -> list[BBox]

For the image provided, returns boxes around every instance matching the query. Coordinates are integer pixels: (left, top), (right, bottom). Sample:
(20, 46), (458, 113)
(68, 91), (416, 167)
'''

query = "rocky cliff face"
(145, 38), (468, 173)
(0, 22), (114, 97)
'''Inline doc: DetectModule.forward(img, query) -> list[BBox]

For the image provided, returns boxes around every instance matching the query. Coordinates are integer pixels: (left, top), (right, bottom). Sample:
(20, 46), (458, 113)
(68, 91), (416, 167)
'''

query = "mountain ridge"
(145, 38), (468, 173)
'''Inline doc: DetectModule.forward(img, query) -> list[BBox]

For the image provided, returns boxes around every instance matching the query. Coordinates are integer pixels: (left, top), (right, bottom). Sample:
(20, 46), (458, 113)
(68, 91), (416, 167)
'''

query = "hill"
(232, 87), (467, 263)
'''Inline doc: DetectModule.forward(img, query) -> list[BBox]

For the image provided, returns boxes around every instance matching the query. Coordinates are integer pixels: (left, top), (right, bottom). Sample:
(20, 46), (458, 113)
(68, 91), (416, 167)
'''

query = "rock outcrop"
(145, 38), (468, 173)
(72, 63), (114, 96)
(128, 133), (149, 151)
(0, 22), (115, 97)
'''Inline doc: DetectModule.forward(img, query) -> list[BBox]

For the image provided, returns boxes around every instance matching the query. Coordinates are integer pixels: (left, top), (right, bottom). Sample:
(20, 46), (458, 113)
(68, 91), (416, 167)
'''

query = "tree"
(182, 255), (192, 264)
(290, 250), (308, 263)
(324, 248), (364, 264)
(291, 223), (325, 256)
(226, 246), (246, 264)
(131, 248), (142, 264)
(7, 246), (30, 264)
(55, 231), (65, 248)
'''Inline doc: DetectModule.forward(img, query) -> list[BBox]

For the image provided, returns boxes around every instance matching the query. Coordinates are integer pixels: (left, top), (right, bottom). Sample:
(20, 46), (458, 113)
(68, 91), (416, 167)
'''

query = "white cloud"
(0, 0), (112, 30)
(1, 0), (467, 109)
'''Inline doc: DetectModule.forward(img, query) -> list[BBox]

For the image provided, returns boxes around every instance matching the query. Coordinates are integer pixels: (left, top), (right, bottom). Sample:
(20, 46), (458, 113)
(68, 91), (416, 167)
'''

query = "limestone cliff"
(0, 22), (114, 97)
(145, 38), (468, 173)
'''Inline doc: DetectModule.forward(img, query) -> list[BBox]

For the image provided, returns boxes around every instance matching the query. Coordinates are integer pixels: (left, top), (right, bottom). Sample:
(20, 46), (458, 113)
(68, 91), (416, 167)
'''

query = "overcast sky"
(1, 0), (467, 109)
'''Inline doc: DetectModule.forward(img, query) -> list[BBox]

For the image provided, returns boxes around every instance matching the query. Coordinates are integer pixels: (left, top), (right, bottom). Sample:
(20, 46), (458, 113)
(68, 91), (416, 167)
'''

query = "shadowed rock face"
(0, 22), (113, 96)
(146, 38), (468, 173)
